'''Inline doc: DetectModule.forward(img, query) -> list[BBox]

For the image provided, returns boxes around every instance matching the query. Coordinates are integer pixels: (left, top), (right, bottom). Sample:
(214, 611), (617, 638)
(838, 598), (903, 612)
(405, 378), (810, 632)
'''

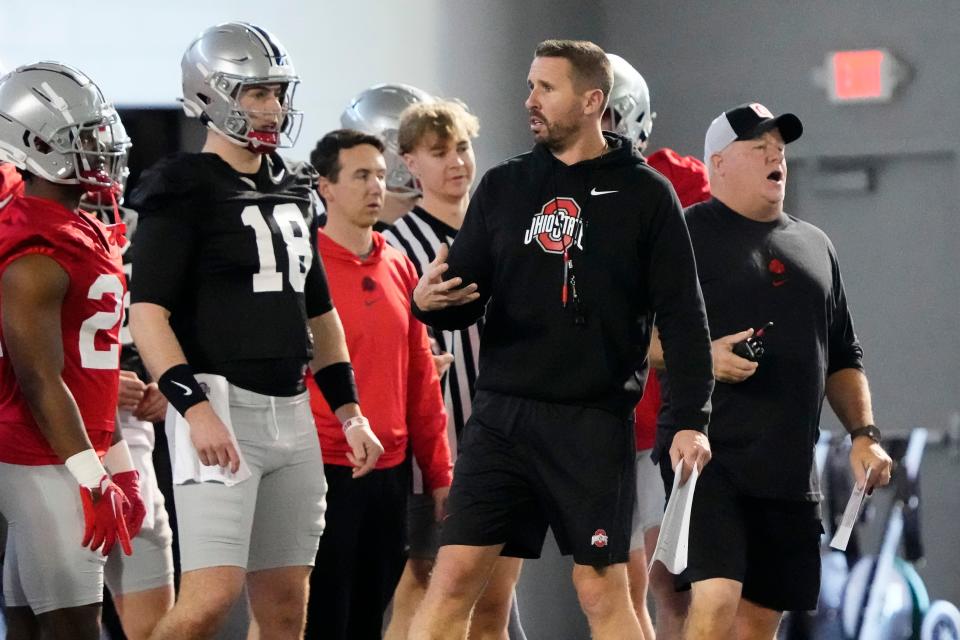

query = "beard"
(531, 109), (582, 152)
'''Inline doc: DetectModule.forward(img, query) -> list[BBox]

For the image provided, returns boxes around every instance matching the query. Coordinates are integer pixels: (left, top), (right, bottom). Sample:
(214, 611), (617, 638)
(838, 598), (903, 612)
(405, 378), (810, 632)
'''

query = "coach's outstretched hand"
(413, 244), (479, 312)
(670, 429), (712, 485)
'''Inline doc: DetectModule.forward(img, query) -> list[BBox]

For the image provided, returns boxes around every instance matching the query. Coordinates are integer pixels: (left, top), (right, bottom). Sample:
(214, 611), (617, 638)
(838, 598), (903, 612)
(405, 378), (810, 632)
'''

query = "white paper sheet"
(829, 468), (872, 551)
(650, 461), (700, 575)
(165, 373), (252, 486)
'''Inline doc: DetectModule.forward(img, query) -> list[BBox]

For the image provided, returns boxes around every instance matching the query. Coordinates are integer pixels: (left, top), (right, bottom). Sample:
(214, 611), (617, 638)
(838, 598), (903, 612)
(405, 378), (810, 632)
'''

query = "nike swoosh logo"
(590, 188), (618, 196)
(171, 381), (193, 396)
(0, 194), (13, 209)
(772, 279), (788, 287)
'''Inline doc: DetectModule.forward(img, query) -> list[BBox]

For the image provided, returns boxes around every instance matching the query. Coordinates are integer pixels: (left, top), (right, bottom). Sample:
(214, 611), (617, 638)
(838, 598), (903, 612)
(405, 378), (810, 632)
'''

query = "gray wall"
(597, 0), (960, 161)
(433, 2), (605, 175)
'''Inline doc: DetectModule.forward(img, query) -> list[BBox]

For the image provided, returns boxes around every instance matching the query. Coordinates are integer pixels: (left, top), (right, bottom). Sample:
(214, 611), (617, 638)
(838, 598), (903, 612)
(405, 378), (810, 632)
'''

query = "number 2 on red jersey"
(0, 273), (123, 369)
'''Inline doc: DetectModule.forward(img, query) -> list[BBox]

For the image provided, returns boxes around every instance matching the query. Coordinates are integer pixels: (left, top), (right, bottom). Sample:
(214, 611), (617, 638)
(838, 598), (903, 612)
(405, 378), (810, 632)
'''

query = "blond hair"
(398, 99), (480, 155)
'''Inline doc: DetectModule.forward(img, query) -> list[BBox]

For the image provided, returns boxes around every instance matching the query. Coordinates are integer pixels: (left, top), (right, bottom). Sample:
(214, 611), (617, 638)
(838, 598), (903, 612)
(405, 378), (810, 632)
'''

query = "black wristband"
(849, 424), (882, 444)
(312, 362), (359, 412)
(158, 364), (208, 417)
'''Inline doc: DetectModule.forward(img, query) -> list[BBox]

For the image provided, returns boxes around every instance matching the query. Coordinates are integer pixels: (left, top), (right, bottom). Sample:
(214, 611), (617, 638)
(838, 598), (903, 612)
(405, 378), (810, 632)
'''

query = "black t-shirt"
(657, 198), (863, 500)
(128, 152), (332, 396)
(118, 213), (148, 381)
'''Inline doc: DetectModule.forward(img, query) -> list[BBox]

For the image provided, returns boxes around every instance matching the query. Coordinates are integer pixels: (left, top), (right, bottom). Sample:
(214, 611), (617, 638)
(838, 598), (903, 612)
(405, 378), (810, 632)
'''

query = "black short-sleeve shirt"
(129, 152), (332, 396)
(658, 198), (863, 500)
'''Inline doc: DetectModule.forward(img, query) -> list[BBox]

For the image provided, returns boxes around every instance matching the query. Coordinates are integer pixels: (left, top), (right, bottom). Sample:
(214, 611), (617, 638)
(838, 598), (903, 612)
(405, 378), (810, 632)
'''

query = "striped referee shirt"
(382, 206), (482, 492)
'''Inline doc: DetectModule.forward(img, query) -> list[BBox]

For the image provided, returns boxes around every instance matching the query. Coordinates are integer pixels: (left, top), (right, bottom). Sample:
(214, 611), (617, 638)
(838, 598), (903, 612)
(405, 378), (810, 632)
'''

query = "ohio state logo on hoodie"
(523, 196), (584, 254)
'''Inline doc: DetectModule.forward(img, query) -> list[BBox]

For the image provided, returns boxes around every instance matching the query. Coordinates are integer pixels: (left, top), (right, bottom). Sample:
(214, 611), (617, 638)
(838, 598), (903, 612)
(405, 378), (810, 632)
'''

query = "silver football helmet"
(606, 53), (654, 150)
(340, 83), (433, 194)
(0, 62), (130, 193)
(181, 22), (302, 152)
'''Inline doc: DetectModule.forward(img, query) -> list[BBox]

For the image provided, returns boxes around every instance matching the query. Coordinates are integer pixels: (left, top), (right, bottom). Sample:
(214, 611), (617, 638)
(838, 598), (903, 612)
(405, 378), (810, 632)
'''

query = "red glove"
(111, 470), (146, 539)
(79, 475), (132, 556)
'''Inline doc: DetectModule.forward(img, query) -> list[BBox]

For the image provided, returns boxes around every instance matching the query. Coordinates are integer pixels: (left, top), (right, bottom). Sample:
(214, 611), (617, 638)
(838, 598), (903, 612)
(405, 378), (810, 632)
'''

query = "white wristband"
(103, 440), (136, 475)
(65, 449), (108, 490)
(342, 416), (369, 433)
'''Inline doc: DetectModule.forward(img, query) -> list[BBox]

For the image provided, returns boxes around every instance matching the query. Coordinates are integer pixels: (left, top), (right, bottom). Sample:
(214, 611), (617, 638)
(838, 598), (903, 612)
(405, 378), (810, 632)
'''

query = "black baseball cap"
(703, 103), (803, 164)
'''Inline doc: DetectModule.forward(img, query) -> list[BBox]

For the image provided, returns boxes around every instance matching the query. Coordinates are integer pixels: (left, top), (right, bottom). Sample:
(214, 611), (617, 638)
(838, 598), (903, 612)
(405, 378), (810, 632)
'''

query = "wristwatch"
(849, 424), (882, 444)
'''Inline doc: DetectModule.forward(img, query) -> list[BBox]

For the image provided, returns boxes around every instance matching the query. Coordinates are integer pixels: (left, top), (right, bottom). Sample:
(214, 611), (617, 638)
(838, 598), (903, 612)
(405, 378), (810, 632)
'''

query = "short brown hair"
(397, 100), (480, 155)
(534, 39), (612, 104)
(310, 128), (385, 182)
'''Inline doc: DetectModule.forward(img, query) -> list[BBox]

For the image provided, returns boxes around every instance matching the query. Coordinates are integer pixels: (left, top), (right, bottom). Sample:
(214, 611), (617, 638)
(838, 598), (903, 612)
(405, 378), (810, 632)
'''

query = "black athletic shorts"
(660, 461), (823, 612)
(440, 391), (636, 567)
(406, 492), (441, 560)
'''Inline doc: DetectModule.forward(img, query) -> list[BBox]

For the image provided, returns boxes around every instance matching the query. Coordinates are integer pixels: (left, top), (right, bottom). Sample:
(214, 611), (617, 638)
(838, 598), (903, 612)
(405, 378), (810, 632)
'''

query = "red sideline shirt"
(635, 149), (712, 451)
(0, 164), (24, 209)
(306, 231), (452, 490)
(0, 196), (126, 464)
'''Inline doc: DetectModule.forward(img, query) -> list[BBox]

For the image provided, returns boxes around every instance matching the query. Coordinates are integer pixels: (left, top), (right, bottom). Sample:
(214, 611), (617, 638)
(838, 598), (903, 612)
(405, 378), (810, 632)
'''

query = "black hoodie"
(413, 133), (713, 426)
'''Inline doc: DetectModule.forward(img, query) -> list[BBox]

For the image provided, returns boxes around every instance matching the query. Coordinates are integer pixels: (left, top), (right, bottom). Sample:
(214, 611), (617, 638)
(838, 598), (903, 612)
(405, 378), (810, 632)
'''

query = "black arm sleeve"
(412, 174), (494, 330)
(129, 207), (198, 310)
(826, 243), (864, 374)
(304, 207), (334, 318)
(646, 189), (714, 431)
(127, 156), (202, 310)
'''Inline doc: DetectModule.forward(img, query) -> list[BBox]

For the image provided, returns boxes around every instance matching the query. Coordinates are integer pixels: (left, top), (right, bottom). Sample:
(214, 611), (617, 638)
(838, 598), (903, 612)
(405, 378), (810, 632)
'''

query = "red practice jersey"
(635, 149), (712, 450)
(0, 164), (24, 209)
(0, 196), (126, 465)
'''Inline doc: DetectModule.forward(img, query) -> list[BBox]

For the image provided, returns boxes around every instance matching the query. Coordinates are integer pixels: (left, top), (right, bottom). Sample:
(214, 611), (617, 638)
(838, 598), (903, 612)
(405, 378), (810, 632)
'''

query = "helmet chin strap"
(80, 169), (113, 196)
(107, 185), (122, 227)
(247, 130), (279, 154)
(81, 173), (127, 243)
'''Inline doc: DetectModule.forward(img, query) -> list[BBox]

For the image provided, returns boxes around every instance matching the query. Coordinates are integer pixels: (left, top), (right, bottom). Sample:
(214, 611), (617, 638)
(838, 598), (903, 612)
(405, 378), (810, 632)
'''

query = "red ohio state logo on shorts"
(523, 197), (584, 254)
(590, 529), (609, 548)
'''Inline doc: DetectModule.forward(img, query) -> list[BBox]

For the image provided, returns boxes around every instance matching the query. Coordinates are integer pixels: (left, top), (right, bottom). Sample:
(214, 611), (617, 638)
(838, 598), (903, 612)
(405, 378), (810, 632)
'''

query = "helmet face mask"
(0, 62), (131, 193)
(181, 22), (302, 152)
(378, 126), (417, 195)
(607, 94), (637, 130)
(213, 77), (302, 152)
(340, 83), (433, 195)
(71, 112), (131, 193)
(80, 161), (130, 229)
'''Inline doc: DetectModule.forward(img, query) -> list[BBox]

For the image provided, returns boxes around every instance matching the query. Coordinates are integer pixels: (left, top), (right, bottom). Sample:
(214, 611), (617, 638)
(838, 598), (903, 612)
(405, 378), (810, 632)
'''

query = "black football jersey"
(129, 152), (332, 396)
(118, 212), (148, 380)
